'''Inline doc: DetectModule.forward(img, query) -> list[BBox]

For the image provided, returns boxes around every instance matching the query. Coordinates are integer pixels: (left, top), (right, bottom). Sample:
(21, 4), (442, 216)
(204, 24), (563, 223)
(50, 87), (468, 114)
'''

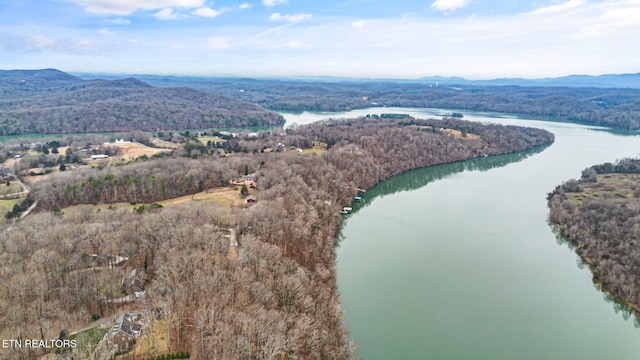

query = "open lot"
(566, 173), (640, 205)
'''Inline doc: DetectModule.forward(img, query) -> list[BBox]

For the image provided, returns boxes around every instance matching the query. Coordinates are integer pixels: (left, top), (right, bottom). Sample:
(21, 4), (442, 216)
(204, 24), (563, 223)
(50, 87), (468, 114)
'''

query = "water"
(281, 108), (640, 359)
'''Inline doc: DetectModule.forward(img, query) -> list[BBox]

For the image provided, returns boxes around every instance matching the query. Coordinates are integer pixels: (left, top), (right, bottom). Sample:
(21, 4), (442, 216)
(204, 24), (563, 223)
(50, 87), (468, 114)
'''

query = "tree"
(59, 163), (66, 171)
(50, 205), (63, 216)
(240, 184), (249, 196)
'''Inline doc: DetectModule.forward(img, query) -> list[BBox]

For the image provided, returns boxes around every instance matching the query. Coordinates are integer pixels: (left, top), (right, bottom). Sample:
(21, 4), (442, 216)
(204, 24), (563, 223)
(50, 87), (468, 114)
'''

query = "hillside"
(0, 69), (284, 134)
(133, 75), (640, 130)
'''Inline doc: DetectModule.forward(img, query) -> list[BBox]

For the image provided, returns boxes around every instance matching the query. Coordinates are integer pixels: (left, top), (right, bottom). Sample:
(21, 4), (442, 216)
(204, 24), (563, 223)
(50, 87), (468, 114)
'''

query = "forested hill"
(133, 75), (640, 130)
(548, 159), (640, 315)
(0, 69), (284, 134)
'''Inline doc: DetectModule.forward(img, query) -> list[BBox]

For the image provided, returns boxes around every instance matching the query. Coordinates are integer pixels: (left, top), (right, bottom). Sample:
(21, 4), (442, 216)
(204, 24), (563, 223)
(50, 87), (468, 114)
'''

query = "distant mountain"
(418, 73), (640, 89)
(0, 69), (284, 135)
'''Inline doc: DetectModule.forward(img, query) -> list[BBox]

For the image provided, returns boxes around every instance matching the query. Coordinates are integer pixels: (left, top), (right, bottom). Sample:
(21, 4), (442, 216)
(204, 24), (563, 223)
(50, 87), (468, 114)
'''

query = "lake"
(281, 108), (640, 359)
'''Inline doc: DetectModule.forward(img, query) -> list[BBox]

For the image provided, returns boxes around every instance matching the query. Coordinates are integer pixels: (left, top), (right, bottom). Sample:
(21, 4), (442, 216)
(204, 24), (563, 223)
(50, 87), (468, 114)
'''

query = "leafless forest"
(0, 117), (553, 359)
(548, 159), (640, 318)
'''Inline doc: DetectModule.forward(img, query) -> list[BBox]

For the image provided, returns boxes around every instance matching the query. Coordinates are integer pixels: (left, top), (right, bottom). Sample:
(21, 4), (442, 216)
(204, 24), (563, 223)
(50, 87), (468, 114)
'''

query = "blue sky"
(1, 0), (639, 79)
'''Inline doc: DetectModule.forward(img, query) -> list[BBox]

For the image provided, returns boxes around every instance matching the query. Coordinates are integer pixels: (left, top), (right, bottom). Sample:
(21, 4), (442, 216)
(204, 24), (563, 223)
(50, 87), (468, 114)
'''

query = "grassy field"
(0, 183), (23, 195)
(160, 186), (251, 208)
(197, 135), (226, 145)
(105, 142), (172, 164)
(0, 198), (21, 215)
(70, 327), (109, 358)
(133, 319), (169, 357)
(566, 173), (640, 205)
(300, 148), (327, 156)
(60, 186), (253, 219)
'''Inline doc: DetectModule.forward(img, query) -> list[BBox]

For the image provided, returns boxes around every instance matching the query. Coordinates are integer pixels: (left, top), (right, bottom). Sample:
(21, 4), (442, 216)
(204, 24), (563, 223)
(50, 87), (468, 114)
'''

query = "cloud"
(352, 20), (372, 29)
(154, 8), (182, 20)
(206, 37), (229, 50)
(269, 12), (312, 23)
(106, 18), (131, 25)
(26, 35), (57, 50)
(171, 42), (186, 49)
(98, 28), (115, 35)
(192, 7), (222, 18)
(430, 0), (472, 12)
(532, 0), (585, 15)
(579, 0), (640, 36)
(64, 0), (204, 16)
(239, 3), (252, 9)
(283, 40), (310, 48)
(263, 0), (288, 7)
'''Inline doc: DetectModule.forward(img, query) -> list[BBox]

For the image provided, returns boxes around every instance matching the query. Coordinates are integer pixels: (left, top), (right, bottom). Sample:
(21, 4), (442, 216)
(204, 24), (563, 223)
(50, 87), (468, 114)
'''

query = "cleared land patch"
(566, 173), (640, 205)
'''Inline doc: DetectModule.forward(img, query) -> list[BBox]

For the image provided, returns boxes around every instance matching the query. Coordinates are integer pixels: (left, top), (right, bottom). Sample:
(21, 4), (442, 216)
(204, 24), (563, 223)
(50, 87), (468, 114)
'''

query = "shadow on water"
(550, 223), (640, 327)
(346, 144), (549, 215)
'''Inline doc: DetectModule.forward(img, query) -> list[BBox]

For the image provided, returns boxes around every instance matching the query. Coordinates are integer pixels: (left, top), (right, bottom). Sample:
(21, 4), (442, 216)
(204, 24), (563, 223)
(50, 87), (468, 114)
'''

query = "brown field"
(300, 148), (327, 156)
(150, 138), (178, 149)
(59, 186), (254, 218)
(132, 319), (170, 357)
(160, 186), (253, 208)
(106, 142), (172, 163)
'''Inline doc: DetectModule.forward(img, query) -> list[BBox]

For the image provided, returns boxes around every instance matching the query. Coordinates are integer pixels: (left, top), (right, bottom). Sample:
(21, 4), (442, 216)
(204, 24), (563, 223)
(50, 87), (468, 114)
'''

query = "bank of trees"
(548, 159), (640, 314)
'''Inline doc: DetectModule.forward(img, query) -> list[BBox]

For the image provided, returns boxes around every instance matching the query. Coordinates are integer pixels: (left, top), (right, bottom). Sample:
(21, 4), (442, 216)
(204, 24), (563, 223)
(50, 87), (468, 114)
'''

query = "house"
(245, 195), (257, 204)
(242, 173), (257, 183)
(108, 313), (135, 353)
(92, 254), (128, 268)
(122, 269), (145, 294)
(91, 154), (109, 160)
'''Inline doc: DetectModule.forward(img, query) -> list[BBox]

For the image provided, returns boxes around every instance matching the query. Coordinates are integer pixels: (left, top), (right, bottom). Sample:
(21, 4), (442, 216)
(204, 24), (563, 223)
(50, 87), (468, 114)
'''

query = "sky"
(0, 0), (639, 79)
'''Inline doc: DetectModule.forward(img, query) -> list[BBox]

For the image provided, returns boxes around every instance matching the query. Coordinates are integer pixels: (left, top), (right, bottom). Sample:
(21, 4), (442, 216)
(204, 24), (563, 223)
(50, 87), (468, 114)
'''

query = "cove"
(281, 109), (640, 359)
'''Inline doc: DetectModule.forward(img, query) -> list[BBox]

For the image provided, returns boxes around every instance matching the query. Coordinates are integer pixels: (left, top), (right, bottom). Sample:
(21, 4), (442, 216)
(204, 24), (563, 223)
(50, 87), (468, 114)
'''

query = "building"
(242, 173), (257, 183)
(90, 154), (109, 160)
(122, 268), (146, 294)
(245, 195), (257, 204)
(108, 313), (135, 353)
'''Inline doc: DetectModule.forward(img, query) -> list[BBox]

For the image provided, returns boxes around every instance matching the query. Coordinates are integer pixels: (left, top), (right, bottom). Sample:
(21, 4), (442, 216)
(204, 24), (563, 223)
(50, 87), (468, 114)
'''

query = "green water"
(281, 110), (640, 359)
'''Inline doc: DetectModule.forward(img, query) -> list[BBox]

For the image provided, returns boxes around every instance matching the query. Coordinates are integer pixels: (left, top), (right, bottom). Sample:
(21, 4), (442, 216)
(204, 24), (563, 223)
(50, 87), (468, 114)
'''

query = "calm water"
(282, 109), (640, 359)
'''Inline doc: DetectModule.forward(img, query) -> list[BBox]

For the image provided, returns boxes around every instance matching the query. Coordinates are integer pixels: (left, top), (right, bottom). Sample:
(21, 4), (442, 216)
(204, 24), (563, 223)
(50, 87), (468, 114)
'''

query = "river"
(281, 108), (640, 359)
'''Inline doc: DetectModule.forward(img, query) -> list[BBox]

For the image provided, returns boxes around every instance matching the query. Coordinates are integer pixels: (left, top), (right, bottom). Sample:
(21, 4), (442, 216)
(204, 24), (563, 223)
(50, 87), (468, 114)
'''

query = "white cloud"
(206, 37), (229, 50)
(171, 42), (186, 49)
(239, 3), (252, 9)
(192, 7), (222, 18)
(269, 12), (312, 23)
(263, 0), (288, 7)
(64, 0), (204, 15)
(579, 0), (640, 36)
(532, 0), (585, 14)
(352, 20), (372, 29)
(430, 0), (472, 12)
(283, 40), (310, 48)
(154, 8), (182, 20)
(98, 28), (115, 35)
(26, 35), (57, 50)
(106, 18), (131, 25)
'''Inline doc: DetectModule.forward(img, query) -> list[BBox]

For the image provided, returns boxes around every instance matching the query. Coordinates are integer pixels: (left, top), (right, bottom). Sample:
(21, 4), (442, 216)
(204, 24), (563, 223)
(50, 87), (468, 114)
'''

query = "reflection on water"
(347, 145), (549, 215)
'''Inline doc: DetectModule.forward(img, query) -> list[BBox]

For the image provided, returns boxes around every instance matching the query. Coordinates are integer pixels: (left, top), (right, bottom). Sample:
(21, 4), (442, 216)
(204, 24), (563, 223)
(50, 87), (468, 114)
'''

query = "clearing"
(566, 173), (640, 205)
